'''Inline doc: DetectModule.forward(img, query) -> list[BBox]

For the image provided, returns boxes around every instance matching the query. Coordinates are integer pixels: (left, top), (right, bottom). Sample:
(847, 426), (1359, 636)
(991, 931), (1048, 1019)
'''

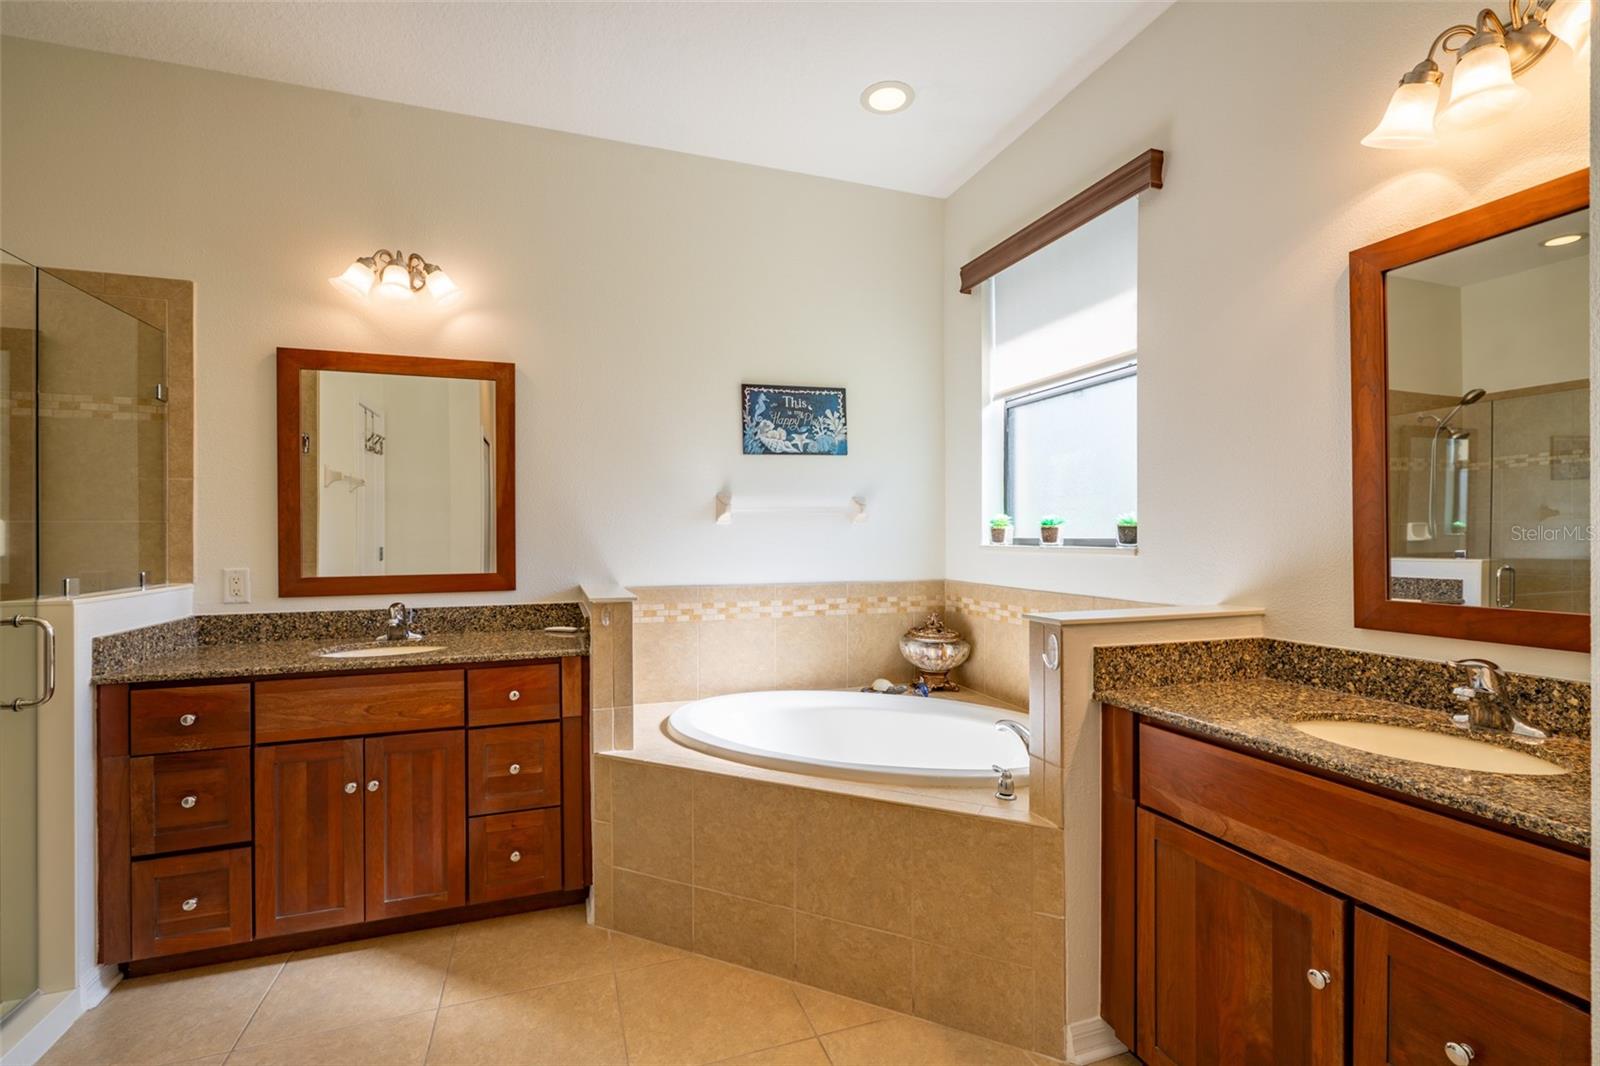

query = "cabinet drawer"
(469, 723), (561, 815)
(130, 747), (252, 856)
(131, 847), (253, 959)
(130, 683), (250, 755)
(256, 670), (465, 743)
(1354, 909), (1589, 1065)
(468, 664), (560, 726)
(469, 809), (562, 902)
(1137, 722), (1590, 998)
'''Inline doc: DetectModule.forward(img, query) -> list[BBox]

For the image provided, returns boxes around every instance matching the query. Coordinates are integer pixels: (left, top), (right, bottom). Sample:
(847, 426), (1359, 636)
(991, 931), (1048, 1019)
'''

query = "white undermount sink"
(1293, 719), (1566, 776)
(318, 643), (445, 659)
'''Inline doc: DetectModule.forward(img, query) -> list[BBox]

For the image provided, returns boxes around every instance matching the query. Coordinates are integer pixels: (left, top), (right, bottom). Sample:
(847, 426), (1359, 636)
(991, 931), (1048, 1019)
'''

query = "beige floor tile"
(223, 1010), (435, 1065)
(788, 983), (894, 1034)
(39, 955), (286, 1066)
(818, 1016), (1033, 1066)
(443, 905), (613, 1006)
(236, 928), (453, 1048)
(427, 974), (628, 1065)
(609, 931), (689, 972)
(615, 956), (813, 1065)
(713, 1038), (832, 1065)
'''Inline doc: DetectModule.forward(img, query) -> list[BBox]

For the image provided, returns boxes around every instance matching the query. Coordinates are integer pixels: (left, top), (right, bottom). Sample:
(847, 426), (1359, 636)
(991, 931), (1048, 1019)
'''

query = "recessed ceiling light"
(861, 80), (914, 115)
(1542, 233), (1585, 247)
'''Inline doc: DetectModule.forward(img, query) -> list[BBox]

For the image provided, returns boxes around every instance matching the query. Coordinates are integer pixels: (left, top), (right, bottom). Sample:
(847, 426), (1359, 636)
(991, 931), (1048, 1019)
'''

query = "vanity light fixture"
(1362, 0), (1590, 148)
(1542, 232), (1586, 246)
(328, 248), (462, 304)
(860, 80), (914, 114)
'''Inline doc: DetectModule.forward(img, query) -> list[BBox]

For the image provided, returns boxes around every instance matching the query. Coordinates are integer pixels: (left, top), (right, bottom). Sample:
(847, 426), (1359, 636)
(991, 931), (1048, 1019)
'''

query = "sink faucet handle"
(389, 601), (407, 621)
(1448, 658), (1505, 696)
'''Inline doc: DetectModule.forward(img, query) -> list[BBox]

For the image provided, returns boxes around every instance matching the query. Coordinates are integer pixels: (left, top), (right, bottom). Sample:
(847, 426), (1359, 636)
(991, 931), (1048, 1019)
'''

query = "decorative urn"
(898, 613), (971, 691)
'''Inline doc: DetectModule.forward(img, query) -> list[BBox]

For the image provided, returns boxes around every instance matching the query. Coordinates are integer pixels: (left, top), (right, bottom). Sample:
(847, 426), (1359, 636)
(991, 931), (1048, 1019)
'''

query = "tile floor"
(39, 905), (1144, 1066)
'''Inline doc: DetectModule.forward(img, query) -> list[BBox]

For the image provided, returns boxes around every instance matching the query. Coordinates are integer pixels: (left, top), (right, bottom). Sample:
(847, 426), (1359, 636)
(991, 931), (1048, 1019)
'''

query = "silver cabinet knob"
(180, 795), (197, 809)
(508, 763), (521, 775)
(344, 781), (358, 794)
(509, 850), (522, 863)
(1305, 968), (1330, 991)
(367, 780), (380, 792)
(178, 713), (197, 727)
(508, 689), (521, 702)
(181, 897), (198, 912)
(1444, 1043), (1475, 1066)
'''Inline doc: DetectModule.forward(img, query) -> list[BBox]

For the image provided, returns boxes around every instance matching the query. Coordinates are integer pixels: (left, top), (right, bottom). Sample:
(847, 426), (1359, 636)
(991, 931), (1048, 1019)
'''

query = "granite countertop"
(93, 628), (590, 686)
(1097, 678), (1590, 849)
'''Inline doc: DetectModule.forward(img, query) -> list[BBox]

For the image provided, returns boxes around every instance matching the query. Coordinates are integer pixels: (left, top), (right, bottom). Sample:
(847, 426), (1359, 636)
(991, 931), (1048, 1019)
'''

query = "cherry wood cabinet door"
(255, 739), (364, 937)
(1138, 810), (1347, 1066)
(1354, 909), (1589, 1065)
(364, 730), (466, 920)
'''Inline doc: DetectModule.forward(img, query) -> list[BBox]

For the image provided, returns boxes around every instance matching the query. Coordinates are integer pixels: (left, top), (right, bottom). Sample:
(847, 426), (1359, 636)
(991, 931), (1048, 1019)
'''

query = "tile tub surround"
(592, 712), (1069, 1057)
(90, 601), (588, 682)
(582, 584), (637, 756)
(1092, 636), (1590, 739)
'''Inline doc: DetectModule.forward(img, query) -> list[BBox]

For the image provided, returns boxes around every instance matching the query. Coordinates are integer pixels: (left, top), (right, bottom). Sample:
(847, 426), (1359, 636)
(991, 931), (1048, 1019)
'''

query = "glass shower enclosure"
(0, 249), (166, 1023)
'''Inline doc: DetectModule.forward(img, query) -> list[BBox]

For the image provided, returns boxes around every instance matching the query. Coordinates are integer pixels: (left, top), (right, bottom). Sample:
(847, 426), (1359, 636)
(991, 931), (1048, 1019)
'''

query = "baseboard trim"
(1064, 1015), (1129, 1065)
(0, 989), (79, 1066)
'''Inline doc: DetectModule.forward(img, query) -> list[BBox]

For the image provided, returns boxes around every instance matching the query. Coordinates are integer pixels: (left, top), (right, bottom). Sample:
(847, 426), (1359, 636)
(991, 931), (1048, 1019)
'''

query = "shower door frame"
(1349, 168), (1590, 653)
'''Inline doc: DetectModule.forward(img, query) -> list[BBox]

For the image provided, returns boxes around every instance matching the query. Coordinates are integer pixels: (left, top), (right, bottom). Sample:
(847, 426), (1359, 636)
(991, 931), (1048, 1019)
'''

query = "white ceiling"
(1392, 208), (1590, 288)
(0, 0), (1170, 197)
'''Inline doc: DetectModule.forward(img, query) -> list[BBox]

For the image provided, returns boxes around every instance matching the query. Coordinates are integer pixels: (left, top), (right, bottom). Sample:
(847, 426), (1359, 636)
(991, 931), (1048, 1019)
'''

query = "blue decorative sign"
(741, 384), (848, 456)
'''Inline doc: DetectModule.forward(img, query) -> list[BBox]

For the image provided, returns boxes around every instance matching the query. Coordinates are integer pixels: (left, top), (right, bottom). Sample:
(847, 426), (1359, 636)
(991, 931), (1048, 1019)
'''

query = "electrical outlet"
(223, 568), (251, 604)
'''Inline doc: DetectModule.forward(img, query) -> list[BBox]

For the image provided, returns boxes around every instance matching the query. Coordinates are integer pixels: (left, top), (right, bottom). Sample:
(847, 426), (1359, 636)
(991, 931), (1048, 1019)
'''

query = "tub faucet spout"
(994, 719), (1031, 749)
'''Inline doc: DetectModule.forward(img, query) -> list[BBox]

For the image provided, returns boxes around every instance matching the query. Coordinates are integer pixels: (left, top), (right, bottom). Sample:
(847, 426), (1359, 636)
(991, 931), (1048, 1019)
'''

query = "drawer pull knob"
(180, 795), (198, 809)
(509, 850), (522, 863)
(509, 763), (522, 775)
(508, 690), (521, 702)
(367, 780), (380, 792)
(1305, 968), (1330, 991)
(344, 782), (358, 794)
(178, 714), (197, 727)
(181, 897), (198, 912)
(1445, 1043), (1475, 1066)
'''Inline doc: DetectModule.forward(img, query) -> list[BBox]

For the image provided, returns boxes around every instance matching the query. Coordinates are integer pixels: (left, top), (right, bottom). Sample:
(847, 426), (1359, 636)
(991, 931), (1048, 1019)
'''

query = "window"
(983, 198), (1138, 546)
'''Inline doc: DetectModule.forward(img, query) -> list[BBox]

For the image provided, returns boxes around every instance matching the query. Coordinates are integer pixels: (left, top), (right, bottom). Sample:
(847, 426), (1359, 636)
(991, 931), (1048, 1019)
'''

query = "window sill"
(979, 542), (1138, 556)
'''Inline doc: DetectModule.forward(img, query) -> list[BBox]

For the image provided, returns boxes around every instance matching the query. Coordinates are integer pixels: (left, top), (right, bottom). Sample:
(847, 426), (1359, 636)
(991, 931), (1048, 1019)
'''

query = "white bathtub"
(665, 689), (1031, 785)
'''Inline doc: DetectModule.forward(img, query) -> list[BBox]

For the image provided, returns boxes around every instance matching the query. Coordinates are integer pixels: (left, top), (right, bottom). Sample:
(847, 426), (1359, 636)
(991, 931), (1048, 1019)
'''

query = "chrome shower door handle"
(1494, 564), (1516, 608)
(3, 615), (56, 711)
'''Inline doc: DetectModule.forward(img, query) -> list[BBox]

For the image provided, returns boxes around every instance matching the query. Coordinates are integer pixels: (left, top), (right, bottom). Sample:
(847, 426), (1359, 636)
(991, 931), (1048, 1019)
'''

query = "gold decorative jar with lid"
(898, 613), (971, 691)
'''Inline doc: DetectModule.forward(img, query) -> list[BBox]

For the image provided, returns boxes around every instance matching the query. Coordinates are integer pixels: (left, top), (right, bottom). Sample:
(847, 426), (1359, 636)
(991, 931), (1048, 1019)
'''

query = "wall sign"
(741, 384), (848, 455)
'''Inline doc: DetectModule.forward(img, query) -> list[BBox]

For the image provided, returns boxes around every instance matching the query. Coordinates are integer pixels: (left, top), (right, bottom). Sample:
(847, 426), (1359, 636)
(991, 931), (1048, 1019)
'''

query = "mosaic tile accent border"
(946, 592), (1030, 625)
(1092, 636), (1590, 738)
(633, 590), (941, 623)
(31, 391), (166, 421)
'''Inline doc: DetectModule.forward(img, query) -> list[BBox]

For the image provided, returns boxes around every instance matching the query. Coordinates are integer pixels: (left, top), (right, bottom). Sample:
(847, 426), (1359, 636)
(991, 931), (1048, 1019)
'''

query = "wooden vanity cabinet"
(1103, 706), (1590, 1066)
(98, 656), (590, 969)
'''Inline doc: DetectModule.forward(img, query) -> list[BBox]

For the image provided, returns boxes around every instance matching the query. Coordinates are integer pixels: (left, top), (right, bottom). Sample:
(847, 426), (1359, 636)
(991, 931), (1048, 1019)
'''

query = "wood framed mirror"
(1351, 170), (1589, 652)
(276, 347), (516, 596)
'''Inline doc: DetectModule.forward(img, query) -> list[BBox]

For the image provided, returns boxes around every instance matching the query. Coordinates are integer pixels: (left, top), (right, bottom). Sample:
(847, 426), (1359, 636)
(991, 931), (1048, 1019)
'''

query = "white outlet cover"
(223, 567), (251, 604)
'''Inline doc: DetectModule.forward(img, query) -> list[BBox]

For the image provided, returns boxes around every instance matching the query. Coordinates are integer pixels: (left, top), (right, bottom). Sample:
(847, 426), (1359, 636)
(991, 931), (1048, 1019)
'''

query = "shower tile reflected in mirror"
(1385, 206), (1589, 616)
(36, 269), (167, 595)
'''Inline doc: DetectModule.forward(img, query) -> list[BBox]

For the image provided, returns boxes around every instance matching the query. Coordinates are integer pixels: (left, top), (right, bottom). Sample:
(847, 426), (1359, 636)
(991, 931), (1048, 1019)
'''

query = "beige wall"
(941, 1), (1591, 680)
(0, 37), (944, 612)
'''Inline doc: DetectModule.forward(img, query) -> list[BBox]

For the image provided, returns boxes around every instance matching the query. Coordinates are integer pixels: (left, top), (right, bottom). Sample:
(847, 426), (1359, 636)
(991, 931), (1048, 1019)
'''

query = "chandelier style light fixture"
(1363, 0), (1591, 148)
(329, 248), (462, 303)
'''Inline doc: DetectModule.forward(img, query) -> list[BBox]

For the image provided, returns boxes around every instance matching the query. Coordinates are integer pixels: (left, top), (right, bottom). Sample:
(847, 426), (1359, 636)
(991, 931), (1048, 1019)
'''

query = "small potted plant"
(989, 513), (1012, 544)
(1116, 512), (1138, 547)
(1039, 514), (1063, 544)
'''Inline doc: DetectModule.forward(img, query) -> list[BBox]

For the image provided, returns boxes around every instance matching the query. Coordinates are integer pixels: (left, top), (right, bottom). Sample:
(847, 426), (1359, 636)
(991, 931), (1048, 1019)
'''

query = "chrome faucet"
(379, 601), (424, 643)
(992, 721), (1031, 801)
(1448, 658), (1547, 741)
(995, 719), (1031, 748)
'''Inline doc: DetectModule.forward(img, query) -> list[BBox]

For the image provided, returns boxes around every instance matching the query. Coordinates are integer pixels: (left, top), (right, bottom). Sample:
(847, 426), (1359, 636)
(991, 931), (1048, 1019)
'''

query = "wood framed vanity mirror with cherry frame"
(276, 347), (516, 596)
(1350, 170), (1590, 653)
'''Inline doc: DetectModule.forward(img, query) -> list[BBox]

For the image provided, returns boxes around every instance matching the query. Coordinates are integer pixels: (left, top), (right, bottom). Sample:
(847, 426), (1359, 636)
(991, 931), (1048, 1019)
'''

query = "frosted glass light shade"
(1361, 80), (1441, 148)
(425, 267), (461, 303)
(1544, 0), (1593, 60)
(328, 259), (375, 297)
(376, 261), (414, 299)
(1439, 40), (1529, 129)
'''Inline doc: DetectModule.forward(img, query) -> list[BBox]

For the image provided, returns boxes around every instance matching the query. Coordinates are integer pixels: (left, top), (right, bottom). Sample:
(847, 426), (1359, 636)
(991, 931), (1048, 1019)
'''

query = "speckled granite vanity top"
(1095, 639), (1590, 849)
(92, 603), (589, 685)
